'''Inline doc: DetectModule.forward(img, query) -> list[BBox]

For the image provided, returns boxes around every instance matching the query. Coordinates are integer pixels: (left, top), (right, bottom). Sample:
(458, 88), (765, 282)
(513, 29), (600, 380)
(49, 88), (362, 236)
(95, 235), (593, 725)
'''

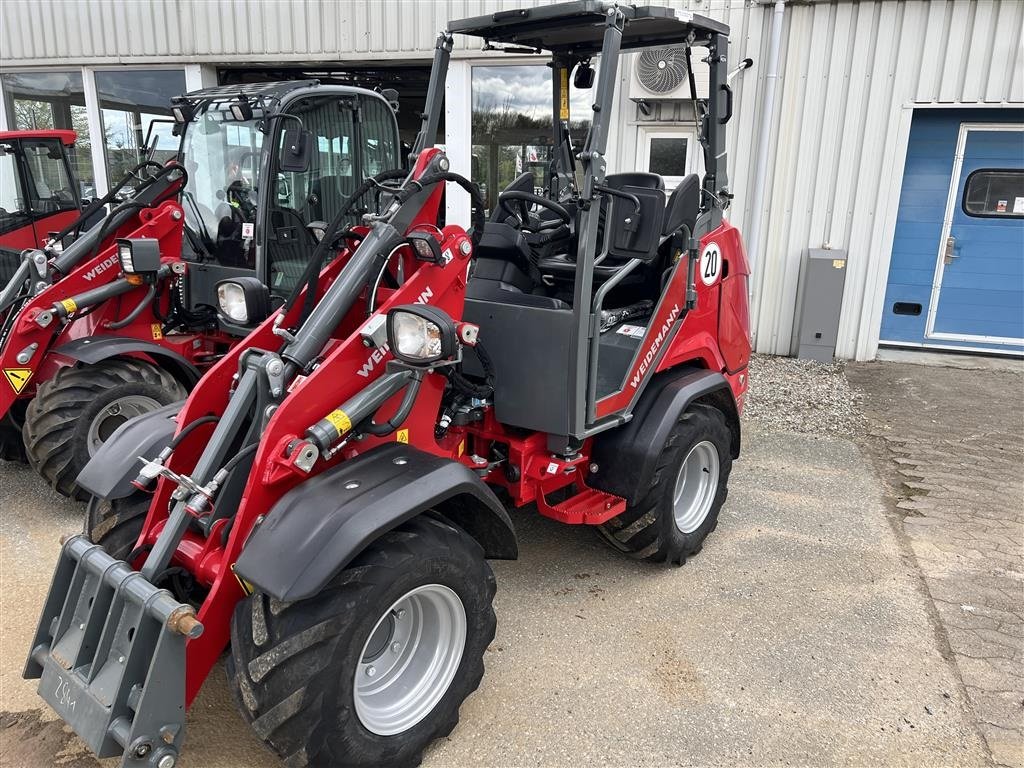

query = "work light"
(116, 238), (161, 282)
(216, 277), (270, 326)
(230, 98), (254, 122)
(386, 305), (457, 365)
(171, 104), (195, 124)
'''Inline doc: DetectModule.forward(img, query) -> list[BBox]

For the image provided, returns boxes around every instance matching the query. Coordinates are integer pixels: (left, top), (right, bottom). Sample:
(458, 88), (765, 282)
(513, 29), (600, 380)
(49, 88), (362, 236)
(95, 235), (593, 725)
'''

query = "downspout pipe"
(746, 0), (786, 338)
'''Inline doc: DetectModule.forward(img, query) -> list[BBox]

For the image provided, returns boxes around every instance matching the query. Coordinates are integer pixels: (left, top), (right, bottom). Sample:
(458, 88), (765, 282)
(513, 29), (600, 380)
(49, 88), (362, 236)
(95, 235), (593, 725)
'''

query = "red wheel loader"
(25, 4), (750, 767)
(0, 81), (401, 494)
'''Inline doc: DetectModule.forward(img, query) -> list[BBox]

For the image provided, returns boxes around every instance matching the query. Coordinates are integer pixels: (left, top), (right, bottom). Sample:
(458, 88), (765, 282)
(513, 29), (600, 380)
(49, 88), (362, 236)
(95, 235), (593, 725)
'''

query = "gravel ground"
(744, 353), (865, 436)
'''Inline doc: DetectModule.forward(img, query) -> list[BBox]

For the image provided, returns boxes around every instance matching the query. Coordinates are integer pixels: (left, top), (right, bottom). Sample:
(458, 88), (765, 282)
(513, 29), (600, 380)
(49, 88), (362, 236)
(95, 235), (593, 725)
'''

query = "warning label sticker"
(3, 368), (33, 394)
(325, 409), (352, 435)
(616, 324), (647, 339)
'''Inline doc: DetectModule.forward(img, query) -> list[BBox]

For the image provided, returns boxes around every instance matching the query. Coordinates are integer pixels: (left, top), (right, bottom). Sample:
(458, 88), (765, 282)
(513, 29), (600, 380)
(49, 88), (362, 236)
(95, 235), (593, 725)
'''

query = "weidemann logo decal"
(81, 254), (120, 282)
(629, 303), (681, 389)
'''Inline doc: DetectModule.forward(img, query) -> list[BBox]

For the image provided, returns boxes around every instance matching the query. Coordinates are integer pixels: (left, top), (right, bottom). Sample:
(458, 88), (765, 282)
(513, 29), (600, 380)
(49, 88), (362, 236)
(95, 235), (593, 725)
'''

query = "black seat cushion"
(604, 172), (664, 191)
(466, 259), (568, 310)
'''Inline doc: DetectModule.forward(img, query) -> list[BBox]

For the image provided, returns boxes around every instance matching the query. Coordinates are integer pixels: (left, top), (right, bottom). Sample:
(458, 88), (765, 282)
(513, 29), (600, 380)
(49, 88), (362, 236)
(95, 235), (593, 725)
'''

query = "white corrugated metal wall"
(2, 0), (1022, 359)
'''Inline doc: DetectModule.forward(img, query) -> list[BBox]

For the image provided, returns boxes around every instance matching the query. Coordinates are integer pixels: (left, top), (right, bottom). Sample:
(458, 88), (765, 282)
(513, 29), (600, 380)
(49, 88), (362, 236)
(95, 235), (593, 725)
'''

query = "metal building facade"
(2, 0), (1022, 359)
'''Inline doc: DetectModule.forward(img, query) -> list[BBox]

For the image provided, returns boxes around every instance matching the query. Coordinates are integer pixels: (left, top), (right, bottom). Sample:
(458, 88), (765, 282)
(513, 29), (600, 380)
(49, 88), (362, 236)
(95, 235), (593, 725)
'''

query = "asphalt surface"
(0, 417), (987, 767)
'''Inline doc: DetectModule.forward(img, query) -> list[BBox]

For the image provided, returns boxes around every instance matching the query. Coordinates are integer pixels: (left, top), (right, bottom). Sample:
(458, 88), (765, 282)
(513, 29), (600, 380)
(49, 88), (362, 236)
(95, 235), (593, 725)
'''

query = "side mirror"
(279, 127), (312, 172)
(574, 63), (595, 89)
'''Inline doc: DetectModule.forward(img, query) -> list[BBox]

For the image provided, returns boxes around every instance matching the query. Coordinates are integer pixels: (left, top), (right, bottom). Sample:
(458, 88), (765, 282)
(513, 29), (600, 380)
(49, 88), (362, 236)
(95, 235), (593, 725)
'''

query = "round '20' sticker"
(700, 242), (722, 286)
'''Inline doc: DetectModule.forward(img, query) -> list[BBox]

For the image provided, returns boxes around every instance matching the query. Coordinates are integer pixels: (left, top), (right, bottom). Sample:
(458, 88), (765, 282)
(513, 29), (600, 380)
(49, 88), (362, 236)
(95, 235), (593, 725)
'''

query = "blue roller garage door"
(881, 109), (1024, 355)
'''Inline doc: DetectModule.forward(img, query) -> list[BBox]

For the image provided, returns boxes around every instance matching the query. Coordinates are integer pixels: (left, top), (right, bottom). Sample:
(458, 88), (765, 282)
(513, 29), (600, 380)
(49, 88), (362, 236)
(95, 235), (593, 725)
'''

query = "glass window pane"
(95, 69), (186, 195)
(963, 169), (1024, 218)
(471, 63), (594, 214)
(1, 71), (95, 199)
(0, 142), (31, 232)
(648, 137), (687, 177)
(21, 139), (77, 213)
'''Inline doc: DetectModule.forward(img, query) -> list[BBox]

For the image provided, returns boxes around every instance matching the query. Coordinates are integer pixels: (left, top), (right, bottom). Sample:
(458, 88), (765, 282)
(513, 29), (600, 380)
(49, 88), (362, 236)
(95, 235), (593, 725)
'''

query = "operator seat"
(662, 173), (701, 240)
(537, 172), (666, 279)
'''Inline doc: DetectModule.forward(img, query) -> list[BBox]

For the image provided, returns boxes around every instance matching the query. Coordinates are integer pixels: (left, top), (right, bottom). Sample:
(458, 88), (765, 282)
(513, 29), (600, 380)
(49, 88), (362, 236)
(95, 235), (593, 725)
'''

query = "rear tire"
(23, 359), (186, 499)
(597, 403), (732, 565)
(227, 515), (497, 768)
(85, 493), (151, 560)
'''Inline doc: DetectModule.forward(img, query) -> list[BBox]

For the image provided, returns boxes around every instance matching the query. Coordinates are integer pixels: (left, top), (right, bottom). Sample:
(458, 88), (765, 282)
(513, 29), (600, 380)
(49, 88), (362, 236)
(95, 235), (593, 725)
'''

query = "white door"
(638, 127), (699, 189)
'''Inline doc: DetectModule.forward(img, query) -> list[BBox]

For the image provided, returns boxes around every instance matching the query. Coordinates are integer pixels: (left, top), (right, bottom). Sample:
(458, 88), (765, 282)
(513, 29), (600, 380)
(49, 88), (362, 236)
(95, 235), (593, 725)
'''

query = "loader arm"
(0, 201), (186, 418)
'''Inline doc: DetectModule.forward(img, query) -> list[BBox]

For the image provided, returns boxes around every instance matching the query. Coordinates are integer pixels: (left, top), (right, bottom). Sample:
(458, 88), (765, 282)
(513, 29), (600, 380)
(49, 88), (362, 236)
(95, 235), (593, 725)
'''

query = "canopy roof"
(448, 1), (728, 55)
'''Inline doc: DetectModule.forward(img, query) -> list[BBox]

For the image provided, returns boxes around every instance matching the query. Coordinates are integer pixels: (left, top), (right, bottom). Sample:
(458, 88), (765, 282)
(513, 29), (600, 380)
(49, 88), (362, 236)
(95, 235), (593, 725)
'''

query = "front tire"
(23, 359), (186, 499)
(227, 515), (497, 768)
(85, 493), (152, 560)
(597, 404), (732, 565)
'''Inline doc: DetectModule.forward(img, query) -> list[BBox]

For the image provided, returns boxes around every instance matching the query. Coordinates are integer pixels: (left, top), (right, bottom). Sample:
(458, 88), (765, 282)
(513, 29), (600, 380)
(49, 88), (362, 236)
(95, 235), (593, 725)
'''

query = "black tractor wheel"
(85, 493), (152, 561)
(227, 515), (497, 768)
(23, 359), (186, 500)
(597, 403), (732, 565)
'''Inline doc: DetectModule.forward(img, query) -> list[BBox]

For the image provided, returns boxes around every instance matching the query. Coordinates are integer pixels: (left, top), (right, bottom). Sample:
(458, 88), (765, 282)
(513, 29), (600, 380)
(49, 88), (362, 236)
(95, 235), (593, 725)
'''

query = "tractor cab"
(170, 81), (401, 332)
(0, 130), (81, 269)
(446, 2), (744, 446)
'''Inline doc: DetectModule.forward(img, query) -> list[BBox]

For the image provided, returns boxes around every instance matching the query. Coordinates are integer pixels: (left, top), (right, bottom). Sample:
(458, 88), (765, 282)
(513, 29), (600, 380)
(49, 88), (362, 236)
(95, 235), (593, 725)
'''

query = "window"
(0, 142), (30, 234)
(641, 129), (694, 189)
(962, 169), (1024, 218)
(21, 139), (78, 214)
(471, 64), (594, 214)
(1, 71), (95, 200)
(95, 69), (186, 196)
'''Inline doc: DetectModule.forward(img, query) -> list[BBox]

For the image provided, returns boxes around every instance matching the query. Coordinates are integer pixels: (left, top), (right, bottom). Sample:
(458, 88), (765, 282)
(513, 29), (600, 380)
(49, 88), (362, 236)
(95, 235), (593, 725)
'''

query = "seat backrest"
(663, 173), (701, 237)
(605, 171), (664, 191)
(606, 185), (666, 261)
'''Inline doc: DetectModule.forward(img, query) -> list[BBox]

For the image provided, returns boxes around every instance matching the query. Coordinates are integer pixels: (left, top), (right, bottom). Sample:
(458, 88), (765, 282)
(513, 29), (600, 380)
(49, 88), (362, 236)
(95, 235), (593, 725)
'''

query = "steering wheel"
(497, 190), (571, 234)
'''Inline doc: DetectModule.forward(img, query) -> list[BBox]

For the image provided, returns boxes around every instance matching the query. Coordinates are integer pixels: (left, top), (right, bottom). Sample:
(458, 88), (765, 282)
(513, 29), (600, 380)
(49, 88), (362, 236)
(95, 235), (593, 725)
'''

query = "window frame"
(960, 167), (1024, 219)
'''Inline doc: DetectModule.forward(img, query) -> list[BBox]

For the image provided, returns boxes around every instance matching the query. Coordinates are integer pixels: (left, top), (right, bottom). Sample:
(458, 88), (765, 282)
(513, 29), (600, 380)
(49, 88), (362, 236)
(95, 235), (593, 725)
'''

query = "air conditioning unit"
(629, 46), (709, 101)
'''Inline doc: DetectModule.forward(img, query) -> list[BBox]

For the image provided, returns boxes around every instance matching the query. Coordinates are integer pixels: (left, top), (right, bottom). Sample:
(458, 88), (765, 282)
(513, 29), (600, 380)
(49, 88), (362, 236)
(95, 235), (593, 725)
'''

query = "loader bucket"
(24, 535), (202, 768)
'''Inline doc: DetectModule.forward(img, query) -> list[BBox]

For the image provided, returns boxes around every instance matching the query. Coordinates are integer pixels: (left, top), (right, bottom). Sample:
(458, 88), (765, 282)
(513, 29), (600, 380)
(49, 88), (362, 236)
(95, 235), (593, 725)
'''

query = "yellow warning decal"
(325, 409), (352, 435)
(458, 440), (465, 457)
(3, 368), (32, 394)
(231, 564), (254, 595)
(151, 323), (163, 340)
(559, 68), (570, 120)
(397, 428), (409, 444)
(60, 298), (77, 315)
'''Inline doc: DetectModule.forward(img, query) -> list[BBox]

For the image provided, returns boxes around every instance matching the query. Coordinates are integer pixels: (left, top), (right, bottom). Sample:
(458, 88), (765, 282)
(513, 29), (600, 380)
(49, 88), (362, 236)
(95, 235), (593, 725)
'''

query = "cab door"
(926, 124), (1024, 350)
(0, 139), (36, 255)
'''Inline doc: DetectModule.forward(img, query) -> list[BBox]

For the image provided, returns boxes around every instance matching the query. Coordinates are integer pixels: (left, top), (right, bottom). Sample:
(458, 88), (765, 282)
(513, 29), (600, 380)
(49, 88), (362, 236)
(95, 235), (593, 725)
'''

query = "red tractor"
(0, 130), (85, 280)
(0, 81), (402, 494)
(26, 4), (750, 767)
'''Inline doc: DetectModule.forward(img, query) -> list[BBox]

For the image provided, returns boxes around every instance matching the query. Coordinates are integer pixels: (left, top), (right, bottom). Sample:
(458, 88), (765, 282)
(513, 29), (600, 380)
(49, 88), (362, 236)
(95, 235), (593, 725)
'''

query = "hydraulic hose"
(394, 171), (486, 246)
(104, 283), (156, 330)
(49, 161), (165, 244)
(362, 371), (424, 436)
(168, 415), (220, 450)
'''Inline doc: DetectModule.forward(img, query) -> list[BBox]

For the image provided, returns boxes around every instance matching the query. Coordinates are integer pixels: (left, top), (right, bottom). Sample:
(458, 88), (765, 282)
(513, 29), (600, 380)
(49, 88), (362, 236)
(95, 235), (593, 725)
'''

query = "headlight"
(386, 305), (457, 365)
(217, 282), (248, 323)
(115, 238), (161, 280)
(215, 276), (270, 327)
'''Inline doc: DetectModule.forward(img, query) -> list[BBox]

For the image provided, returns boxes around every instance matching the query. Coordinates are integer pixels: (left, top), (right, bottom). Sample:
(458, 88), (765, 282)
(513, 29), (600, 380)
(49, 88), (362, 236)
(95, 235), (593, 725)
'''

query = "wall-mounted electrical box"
(797, 249), (848, 362)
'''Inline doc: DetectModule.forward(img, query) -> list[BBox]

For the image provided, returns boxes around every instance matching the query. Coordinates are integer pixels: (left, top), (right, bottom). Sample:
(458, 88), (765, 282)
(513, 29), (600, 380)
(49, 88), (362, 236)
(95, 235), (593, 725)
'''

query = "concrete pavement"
(0, 420), (986, 767)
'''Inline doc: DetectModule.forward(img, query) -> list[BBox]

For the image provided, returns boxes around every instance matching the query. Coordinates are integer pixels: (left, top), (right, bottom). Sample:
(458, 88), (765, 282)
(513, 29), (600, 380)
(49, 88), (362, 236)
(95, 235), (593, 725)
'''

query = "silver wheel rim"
(354, 584), (467, 736)
(672, 440), (720, 534)
(86, 395), (162, 455)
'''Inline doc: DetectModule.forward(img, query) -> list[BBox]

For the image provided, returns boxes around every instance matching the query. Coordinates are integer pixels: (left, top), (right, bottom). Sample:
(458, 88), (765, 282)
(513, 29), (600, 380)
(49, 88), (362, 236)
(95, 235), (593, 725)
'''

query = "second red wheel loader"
(0, 81), (401, 494)
(26, 3), (750, 767)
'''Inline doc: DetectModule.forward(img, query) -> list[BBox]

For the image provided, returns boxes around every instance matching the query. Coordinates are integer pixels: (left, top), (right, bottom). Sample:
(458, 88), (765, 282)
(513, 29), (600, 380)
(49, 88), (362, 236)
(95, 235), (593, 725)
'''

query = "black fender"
(76, 401), (183, 500)
(53, 336), (201, 387)
(589, 367), (741, 505)
(235, 443), (518, 602)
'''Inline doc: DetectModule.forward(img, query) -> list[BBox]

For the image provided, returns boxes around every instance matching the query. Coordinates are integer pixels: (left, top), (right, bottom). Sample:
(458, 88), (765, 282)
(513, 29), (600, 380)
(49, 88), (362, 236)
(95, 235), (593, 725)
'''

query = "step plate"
(23, 535), (197, 768)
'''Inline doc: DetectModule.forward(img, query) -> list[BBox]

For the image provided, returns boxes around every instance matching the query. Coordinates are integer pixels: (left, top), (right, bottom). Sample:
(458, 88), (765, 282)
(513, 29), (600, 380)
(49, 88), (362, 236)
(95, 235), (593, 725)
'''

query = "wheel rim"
(86, 395), (162, 455)
(672, 440), (720, 534)
(354, 583), (467, 736)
